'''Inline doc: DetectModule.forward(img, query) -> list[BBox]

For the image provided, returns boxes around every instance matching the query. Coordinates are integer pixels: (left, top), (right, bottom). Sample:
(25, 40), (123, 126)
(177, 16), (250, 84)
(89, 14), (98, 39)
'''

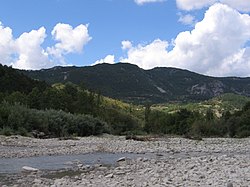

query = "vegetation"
(153, 93), (250, 117)
(144, 102), (250, 138)
(22, 63), (250, 104)
(0, 102), (107, 137)
(0, 64), (47, 94)
(0, 65), (144, 137)
(0, 64), (250, 138)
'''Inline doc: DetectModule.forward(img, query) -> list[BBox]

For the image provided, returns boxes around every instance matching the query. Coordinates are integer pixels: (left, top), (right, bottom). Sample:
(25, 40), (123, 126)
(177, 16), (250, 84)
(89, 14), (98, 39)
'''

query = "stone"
(117, 157), (126, 162)
(22, 166), (39, 172)
(105, 173), (114, 178)
(77, 164), (83, 168)
(33, 179), (42, 184)
(227, 182), (233, 187)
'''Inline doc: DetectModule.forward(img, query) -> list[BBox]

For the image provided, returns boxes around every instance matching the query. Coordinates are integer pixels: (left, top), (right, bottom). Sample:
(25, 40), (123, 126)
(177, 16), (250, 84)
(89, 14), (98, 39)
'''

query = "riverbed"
(0, 135), (249, 186)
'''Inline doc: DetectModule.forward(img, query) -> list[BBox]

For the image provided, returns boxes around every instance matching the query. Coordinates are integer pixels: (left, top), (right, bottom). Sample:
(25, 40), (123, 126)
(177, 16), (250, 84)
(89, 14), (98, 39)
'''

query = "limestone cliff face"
(189, 80), (225, 97)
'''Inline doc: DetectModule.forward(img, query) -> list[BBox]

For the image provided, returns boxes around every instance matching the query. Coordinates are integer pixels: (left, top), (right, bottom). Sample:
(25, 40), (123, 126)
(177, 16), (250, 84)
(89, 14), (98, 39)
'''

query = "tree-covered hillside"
(22, 63), (250, 104)
(0, 64), (47, 94)
(0, 65), (144, 137)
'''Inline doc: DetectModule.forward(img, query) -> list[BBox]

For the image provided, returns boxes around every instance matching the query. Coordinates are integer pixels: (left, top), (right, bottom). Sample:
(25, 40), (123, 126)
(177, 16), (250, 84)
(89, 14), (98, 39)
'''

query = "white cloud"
(121, 40), (132, 50)
(169, 3), (250, 76)
(47, 23), (91, 64)
(120, 39), (169, 69)
(94, 55), (116, 65)
(0, 22), (15, 65)
(14, 27), (51, 70)
(176, 0), (217, 11)
(0, 22), (91, 70)
(178, 14), (196, 25)
(119, 3), (250, 76)
(134, 0), (166, 5)
(176, 0), (250, 12)
(221, 0), (250, 12)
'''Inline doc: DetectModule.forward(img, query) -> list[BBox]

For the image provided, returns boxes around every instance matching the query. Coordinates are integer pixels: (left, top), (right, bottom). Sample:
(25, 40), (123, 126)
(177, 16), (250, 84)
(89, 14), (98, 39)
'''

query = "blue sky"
(0, 0), (250, 77)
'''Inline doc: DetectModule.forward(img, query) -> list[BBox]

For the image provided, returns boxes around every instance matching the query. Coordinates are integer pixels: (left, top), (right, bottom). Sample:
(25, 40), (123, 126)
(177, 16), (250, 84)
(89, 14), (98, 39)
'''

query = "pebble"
(22, 166), (39, 172)
(116, 157), (126, 162)
(0, 135), (249, 187)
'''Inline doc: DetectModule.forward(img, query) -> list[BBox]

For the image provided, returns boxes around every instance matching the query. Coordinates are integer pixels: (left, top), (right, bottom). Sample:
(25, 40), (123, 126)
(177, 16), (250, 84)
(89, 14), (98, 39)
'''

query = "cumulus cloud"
(178, 14), (196, 25)
(134, 0), (166, 5)
(0, 22), (91, 70)
(14, 27), (51, 70)
(221, 0), (250, 12)
(176, 0), (217, 11)
(176, 0), (250, 12)
(120, 3), (250, 76)
(120, 39), (169, 69)
(94, 55), (116, 65)
(121, 40), (132, 50)
(0, 22), (15, 65)
(47, 23), (91, 64)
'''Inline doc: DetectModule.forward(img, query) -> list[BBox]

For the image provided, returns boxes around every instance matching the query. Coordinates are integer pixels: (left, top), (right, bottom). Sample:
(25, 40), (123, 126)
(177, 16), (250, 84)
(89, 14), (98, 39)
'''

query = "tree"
(206, 108), (214, 121)
(243, 101), (250, 112)
(144, 104), (151, 133)
(28, 87), (43, 109)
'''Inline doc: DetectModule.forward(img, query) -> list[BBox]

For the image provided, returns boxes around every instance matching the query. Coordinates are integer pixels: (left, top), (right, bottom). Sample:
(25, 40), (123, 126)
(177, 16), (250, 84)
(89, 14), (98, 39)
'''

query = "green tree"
(144, 104), (151, 133)
(206, 108), (214, 121)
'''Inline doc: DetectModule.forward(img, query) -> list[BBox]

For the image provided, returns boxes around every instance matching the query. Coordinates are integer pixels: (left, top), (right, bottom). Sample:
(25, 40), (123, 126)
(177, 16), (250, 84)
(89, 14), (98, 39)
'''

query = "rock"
(22, 166), (39, 172)
(85, 164), (91, 168)
(105, 173), (114, 178)
(77, 164), (83, 168)
(115, 171), (126, 175)
(117, 157), (126, 162)
(33, 179), (42, 184)
(1, 136), (250, 186)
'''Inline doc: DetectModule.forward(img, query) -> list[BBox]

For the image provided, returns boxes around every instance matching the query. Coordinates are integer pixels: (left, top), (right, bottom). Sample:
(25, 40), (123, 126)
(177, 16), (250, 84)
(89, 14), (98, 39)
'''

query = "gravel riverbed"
(0, 135), (249, 186)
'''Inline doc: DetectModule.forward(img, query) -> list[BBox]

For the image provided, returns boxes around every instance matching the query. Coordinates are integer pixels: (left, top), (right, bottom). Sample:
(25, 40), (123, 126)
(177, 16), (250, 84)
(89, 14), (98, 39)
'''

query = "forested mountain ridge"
(22, 63), (250, 103)
(0, 64), (47, 93)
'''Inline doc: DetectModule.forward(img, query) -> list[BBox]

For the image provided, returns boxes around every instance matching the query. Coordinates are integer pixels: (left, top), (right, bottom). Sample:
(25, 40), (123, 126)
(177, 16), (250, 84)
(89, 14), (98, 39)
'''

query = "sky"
(0, 0), (250, 77)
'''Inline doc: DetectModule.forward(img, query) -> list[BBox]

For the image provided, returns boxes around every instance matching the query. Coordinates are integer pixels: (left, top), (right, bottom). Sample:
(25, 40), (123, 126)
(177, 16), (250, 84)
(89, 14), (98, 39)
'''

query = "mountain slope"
(22, 63), (250, 103)
(0, 64), (47, 94)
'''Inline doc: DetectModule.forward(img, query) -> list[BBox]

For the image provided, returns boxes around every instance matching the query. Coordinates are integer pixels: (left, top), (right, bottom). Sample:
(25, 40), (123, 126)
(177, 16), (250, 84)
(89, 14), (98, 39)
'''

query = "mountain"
(21, 63), (250, 103)
(0, 64), (47, 94)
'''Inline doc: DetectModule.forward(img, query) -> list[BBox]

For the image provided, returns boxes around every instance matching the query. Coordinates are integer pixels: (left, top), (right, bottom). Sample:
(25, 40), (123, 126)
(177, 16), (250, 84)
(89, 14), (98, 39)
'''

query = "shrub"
(0, 126), (13, 136)
(17, 127), (28, 136)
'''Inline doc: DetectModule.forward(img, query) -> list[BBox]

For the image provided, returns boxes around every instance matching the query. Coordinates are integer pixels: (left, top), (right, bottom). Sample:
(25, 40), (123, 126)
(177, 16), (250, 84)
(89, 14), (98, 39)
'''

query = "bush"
(17, 127), (28, 136)
(0, 102), (108, 137)
(0, 126), (13, 136)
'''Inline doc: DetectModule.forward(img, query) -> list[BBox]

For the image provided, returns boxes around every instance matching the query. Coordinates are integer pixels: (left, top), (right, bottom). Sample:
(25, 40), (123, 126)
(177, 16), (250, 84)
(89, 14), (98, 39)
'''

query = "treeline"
(144, 104), (250, 138)
(0, 83), (142, 137)
(0, 102), (107, 137)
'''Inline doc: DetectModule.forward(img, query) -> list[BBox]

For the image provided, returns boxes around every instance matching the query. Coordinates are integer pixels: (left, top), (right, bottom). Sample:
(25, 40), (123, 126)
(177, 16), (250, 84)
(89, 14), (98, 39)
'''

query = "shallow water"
(0, 149), (248, 174)
(0, 152), (150, 174)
